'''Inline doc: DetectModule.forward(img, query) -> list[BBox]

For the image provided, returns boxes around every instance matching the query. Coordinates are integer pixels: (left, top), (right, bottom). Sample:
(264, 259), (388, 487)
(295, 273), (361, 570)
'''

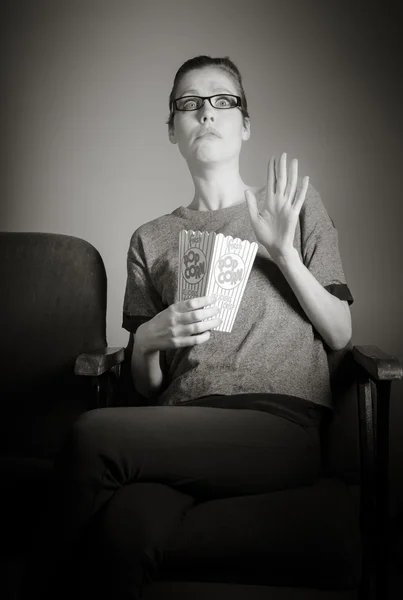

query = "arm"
(123, 229), (221, 400)
(245, 152), (353, 350)
(129, 297), (221, 399)
(274, 248), (352, 350)
(131, 326), (164, 399)
(123, 228), (167, 399)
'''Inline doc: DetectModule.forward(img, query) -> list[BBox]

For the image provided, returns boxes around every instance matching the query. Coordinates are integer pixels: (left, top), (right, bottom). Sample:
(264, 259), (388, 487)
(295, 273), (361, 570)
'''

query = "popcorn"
(178, 230), (258, 332)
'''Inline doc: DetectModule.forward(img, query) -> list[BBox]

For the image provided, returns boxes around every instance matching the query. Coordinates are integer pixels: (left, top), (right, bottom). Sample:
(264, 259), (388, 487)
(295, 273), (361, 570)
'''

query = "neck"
(187, 161), (253, 211)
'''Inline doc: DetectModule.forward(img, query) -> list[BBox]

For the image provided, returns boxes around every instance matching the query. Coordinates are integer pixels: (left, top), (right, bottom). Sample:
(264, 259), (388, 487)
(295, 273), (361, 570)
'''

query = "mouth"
(196, 129), (221, 140)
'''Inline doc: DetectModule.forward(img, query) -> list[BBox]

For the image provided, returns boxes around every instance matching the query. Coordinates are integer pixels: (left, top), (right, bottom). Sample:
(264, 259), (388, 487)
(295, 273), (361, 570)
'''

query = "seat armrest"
(352, 345), (402, 594)
(353, 345), (402, 382)
(74, 347), (125, 376)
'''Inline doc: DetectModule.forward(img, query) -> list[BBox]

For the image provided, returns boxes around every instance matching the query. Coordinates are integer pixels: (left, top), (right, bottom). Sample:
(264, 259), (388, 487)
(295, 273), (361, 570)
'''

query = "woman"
(41, 56), (354, 599)
(125, 55), (353, 408)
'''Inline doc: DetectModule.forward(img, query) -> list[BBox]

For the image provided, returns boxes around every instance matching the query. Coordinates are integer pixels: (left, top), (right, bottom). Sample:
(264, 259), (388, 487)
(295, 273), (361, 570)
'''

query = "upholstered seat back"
(0, 232), (108, 458)
(0, 232), (107, 386)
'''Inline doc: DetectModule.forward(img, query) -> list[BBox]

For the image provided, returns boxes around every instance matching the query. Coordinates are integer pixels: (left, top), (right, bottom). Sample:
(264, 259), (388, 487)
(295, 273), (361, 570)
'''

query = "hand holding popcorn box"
(178, 230), (258, 332)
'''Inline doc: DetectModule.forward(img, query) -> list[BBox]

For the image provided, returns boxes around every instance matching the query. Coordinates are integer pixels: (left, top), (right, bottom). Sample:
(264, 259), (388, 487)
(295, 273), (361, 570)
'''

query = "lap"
(65, 397), (323, 498)
(75, 403), (314, 446)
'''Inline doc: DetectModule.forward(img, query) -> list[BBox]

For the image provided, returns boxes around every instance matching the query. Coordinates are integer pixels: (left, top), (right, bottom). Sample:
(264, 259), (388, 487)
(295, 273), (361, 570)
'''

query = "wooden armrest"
(74, 347), (125, 376)
(353, 345), (403, 382)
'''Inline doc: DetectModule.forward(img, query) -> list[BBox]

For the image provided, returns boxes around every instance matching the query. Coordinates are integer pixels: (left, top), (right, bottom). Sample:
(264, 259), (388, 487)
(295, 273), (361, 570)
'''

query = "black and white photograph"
(1, 1), (402, 599)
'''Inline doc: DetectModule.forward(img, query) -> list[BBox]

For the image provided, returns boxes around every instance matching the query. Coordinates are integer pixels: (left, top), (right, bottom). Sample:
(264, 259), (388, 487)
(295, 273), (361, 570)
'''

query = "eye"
(178, 97), (200, 110)
(213, 95), (236, 108)
(183, 99), (197, 109)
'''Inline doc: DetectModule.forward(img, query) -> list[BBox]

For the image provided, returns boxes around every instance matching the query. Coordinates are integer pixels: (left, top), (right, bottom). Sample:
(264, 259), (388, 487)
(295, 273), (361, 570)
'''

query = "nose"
(199, 99), (215, 123)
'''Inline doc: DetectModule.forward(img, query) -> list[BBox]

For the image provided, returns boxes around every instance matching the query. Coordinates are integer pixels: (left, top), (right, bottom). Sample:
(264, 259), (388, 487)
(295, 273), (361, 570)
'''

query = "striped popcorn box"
(178, 230), (217, 302)
(204, 234), (258, 333)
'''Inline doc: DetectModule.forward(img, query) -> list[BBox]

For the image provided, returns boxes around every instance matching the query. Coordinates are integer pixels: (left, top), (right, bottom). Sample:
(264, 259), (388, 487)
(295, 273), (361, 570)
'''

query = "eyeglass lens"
(175, 95), (239, 111)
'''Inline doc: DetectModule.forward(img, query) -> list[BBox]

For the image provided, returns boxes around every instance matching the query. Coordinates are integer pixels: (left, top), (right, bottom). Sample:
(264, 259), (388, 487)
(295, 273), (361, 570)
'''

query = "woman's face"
(169, 66), (250, 167)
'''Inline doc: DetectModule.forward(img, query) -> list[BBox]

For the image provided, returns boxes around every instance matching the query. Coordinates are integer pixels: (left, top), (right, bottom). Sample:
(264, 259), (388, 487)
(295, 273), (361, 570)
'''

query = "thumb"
(244, 189), (260, 223)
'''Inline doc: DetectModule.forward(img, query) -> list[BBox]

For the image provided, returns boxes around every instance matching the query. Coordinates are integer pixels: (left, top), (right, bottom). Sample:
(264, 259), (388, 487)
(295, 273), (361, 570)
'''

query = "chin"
(181, 148), (221, 165)
(196, 150), (223, 162)
(193, 156), (228, 169)
(195, 145), (238, 163)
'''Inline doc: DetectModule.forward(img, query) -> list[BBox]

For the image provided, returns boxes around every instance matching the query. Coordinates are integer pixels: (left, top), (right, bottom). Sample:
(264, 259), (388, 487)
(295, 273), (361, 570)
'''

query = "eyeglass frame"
(170, 94), (243, 112)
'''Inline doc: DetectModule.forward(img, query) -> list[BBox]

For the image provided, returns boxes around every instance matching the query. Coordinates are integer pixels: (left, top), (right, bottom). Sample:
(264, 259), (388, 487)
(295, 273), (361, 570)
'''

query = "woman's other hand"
(245, 152), (309, 262)
(136, 295), (222, 354)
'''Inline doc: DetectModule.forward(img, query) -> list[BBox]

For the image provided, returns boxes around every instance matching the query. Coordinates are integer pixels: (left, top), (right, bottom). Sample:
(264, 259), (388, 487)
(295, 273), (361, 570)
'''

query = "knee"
(56, 409), (111, 471)
(73, 408), (109, 446)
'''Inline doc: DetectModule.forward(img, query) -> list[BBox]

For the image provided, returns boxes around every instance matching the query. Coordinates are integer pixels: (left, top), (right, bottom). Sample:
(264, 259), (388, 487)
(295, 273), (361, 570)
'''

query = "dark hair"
(167, 55), (250, 130)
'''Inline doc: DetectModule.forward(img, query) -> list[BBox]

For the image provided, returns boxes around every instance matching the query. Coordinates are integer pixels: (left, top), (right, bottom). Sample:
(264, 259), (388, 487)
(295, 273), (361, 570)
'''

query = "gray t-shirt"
(123, 184), (353, 409)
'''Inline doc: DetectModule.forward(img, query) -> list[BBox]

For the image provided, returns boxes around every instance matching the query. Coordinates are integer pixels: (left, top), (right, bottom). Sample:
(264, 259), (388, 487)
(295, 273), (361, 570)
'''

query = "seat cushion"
(159, 478), (361, 589)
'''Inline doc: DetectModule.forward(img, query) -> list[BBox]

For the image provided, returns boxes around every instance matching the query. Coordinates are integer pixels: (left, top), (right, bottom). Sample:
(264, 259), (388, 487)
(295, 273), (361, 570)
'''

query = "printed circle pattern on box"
(214, 253), (245, 290)
(182, 248), (207, 285)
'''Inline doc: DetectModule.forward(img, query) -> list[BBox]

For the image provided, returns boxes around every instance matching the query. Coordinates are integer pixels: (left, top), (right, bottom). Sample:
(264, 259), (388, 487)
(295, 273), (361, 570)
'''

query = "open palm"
(245, 152), (309, 260)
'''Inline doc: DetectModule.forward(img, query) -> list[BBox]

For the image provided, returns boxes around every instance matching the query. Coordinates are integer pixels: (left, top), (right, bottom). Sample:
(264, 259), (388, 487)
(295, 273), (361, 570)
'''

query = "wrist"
(270, 246), (300, 266)
(134, 322), (155, 356)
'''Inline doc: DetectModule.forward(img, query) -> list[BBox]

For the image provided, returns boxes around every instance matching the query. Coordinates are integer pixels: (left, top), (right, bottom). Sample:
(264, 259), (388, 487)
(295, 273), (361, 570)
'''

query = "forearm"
(131, 324), (164, 398)
(273, 248), (352, 350)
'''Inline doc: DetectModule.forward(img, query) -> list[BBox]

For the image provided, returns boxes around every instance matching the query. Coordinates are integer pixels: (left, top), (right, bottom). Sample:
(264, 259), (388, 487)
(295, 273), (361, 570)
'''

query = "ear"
(168, 125), (177, 145)
(242, 117), (251, 141)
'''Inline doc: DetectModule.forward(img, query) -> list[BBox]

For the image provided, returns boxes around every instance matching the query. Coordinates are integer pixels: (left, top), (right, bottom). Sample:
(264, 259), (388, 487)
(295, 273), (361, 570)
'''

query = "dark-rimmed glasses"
(171, 94), (242, 112)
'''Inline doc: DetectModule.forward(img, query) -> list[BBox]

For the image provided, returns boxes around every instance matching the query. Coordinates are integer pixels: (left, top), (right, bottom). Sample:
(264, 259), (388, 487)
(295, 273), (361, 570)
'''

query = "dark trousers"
(29, 394), (328, 599)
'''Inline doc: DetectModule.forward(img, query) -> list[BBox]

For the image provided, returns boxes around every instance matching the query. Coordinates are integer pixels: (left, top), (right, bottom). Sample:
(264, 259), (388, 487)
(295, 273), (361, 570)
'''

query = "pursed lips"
(196, 129), (221, 140)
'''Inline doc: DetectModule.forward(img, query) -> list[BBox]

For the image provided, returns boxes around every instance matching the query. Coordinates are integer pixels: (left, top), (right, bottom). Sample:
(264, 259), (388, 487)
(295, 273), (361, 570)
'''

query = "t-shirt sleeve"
(300, 183), (354, 305)
(122, 228), (166, 334)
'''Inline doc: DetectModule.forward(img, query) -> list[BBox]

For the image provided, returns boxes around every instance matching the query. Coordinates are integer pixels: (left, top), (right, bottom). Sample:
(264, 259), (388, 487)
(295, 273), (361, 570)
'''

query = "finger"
(175, 330), (212, 348)
(180, 304), (220, 325)
(176, 315), (222, 342)
(178, 295), (216, 313)
(245, 189), (260, 224)
(285, 158), (298, 203)
(267, 156), (276, 206)
(293, 175), (310, 213)
(276, 152), (287, 196)
(185, 316), (222, 336)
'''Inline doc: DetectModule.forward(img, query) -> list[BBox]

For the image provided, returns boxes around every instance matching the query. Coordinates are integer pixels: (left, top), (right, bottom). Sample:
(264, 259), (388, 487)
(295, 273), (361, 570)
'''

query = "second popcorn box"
(178, 230), (258, 333)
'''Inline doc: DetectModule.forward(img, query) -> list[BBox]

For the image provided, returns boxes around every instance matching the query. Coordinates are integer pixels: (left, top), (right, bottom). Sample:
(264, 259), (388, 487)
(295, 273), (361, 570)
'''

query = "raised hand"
(245, 152), (309, 261)
(136, 295), (222, 353)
